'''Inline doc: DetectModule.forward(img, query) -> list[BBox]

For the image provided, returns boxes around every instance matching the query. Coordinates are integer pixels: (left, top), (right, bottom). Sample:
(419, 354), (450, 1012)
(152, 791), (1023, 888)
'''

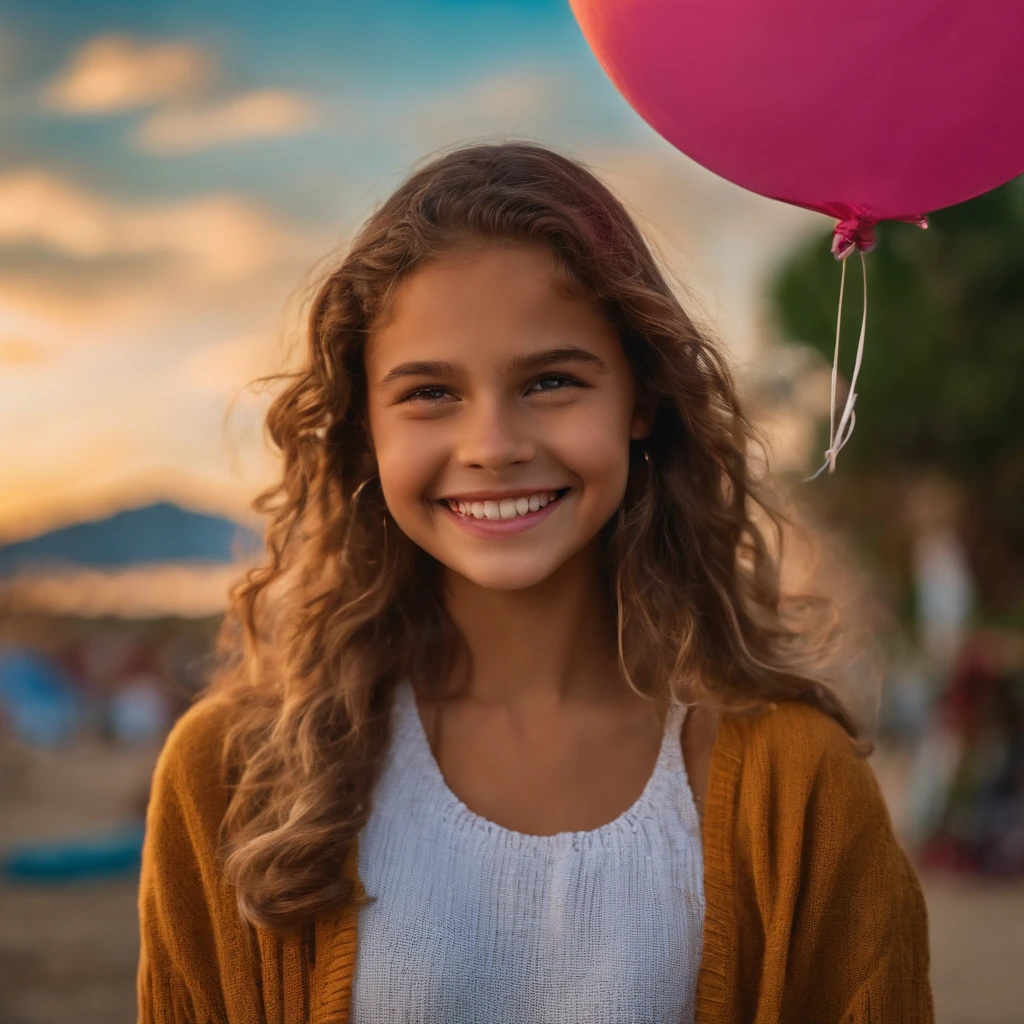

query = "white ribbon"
(804, 249), (868, 481)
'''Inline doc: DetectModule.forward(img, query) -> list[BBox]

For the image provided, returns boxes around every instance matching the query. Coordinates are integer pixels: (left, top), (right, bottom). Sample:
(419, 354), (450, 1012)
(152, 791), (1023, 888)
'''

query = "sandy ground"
(1, 738), (1022, 1023)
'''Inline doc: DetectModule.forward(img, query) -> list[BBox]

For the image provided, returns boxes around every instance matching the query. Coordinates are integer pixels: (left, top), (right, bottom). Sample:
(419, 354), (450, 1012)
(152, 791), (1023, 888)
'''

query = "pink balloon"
(571, 0), (1024, 254)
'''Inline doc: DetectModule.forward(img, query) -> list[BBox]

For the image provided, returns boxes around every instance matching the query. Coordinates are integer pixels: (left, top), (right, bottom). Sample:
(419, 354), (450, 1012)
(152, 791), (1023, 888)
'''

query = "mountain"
(0, 502), (263, 576)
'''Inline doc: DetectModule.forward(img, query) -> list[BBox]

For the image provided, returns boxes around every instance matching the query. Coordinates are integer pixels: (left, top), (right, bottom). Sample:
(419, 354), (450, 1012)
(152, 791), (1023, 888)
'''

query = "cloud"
(0, 336), (50, 366)
(0, 258), (192, 338)
(136, 89), (318, 153)
(124, 193), (303, 283)
(0, 169), (116, 256)
(407, 69), (576, 146)
(41, 34), (212, 114)
(0, 301), (62, 374)
(0, 169), (306, 284)
(0, 170), (320, 541)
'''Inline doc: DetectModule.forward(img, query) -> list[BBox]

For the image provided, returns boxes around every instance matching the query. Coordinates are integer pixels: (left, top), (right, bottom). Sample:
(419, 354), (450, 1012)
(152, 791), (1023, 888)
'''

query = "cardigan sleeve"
(137, 699), (257, 1024)
(758, 705), (935, 1024)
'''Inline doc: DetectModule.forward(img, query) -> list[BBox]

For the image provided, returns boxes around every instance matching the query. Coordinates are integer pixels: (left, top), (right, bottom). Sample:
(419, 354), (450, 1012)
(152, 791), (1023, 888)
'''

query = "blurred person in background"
(138, 144), (932, 1023)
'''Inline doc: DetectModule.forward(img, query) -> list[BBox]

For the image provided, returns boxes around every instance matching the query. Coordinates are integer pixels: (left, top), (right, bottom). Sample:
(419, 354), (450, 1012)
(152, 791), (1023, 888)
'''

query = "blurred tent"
(0, 648), (86, 747)
(2, 822), (146, 884)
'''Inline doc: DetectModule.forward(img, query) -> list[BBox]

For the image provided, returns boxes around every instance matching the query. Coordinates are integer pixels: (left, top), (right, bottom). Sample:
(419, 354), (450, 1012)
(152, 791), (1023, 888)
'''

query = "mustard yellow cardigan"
(138, 698), (933, 1023)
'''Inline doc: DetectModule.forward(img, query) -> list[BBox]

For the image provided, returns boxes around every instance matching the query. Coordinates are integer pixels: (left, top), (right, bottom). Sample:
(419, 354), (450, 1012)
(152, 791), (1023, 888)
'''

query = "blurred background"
(0, 2), (1021, 1021)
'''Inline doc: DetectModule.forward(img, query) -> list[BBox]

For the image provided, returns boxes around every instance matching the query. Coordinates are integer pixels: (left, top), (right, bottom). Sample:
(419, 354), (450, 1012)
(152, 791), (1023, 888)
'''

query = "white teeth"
(449, 490), (564, 520)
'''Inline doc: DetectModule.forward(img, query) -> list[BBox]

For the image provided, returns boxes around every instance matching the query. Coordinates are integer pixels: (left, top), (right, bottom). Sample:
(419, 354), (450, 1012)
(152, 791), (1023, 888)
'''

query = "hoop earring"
(350, 472), (379, 504)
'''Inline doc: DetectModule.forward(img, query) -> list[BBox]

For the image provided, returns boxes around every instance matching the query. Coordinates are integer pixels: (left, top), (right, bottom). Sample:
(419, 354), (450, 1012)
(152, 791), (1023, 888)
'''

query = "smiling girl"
(138, 143), (933, 1023)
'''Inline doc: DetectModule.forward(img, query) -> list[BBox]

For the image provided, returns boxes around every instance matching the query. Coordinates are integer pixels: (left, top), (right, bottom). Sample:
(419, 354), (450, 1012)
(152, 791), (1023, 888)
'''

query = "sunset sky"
(0, 0), (829, 544)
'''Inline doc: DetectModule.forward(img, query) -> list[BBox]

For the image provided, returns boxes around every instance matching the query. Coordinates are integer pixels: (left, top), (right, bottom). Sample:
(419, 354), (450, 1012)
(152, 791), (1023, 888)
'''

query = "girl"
(138, 143), (933, 1023)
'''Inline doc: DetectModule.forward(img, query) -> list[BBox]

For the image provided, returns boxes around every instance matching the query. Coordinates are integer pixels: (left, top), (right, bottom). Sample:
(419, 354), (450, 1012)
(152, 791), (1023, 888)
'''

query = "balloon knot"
(830, 211), (928, 260)
(831, 217), (877, 261)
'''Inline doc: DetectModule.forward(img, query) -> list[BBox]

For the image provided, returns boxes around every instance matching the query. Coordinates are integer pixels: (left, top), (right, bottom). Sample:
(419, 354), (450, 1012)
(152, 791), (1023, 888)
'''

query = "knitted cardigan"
(137, 698), (934, 1023)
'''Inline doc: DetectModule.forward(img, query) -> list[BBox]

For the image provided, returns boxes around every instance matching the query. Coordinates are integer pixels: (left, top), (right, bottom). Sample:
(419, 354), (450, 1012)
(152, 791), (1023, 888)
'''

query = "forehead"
(365, 245), (620, 372)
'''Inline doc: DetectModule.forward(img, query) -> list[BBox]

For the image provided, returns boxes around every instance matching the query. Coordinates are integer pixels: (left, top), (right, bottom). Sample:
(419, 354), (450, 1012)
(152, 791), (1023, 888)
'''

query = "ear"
(629, 393), (658, 441)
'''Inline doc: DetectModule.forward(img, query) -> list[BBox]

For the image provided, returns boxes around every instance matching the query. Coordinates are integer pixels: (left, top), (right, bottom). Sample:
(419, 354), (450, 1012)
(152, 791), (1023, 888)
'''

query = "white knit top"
(351, 680), (705, 1024)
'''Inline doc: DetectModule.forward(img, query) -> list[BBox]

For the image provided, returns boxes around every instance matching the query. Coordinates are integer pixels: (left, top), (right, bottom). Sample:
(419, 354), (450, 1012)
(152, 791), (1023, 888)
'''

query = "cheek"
(559, 404), (633, 490)
(373, 423), (446, 510)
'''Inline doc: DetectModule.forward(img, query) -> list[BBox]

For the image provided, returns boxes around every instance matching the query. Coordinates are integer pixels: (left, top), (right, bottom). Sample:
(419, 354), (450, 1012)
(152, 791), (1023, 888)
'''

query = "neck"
(440, 544), (623, 709)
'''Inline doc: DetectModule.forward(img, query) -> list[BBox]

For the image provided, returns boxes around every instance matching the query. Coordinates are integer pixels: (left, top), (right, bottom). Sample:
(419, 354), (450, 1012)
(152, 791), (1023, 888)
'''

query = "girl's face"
(364, 244), (652, 591)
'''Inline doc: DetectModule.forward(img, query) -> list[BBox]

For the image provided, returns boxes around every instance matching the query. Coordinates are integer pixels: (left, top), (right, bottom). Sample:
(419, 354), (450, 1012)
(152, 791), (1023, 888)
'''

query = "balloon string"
(804, 250), (868, 481)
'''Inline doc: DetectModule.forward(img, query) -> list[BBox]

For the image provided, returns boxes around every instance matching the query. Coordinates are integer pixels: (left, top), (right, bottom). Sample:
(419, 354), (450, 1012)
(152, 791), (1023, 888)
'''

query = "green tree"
(771, 176), (1024, 620)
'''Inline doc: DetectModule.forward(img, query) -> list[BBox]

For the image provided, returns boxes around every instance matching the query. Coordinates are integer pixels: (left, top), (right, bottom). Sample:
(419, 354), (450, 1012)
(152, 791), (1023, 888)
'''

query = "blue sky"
(1, 1), (630, 207)
(0, 0), (825, 542)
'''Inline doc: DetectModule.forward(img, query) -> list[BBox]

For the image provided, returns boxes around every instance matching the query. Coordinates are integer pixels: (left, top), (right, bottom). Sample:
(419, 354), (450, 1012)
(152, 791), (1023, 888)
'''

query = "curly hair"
(209, 141), (857, 932)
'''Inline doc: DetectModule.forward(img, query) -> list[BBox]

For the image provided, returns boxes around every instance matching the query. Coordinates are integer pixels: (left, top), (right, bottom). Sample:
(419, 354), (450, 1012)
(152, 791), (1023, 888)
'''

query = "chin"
(443, 556), (567, 592)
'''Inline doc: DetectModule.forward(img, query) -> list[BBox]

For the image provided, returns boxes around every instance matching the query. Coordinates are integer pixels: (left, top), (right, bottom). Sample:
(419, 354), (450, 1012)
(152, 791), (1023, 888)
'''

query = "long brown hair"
(211, 141), (857, 931)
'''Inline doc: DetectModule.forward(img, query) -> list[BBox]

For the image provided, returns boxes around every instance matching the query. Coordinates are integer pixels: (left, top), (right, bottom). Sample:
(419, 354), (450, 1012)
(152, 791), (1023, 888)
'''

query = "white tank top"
(352, 680), (705, 1024)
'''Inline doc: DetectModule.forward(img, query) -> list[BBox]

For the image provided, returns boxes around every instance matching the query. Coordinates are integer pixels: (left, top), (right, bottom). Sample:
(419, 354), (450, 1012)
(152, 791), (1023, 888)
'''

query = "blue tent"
(0, 648), (85, 747)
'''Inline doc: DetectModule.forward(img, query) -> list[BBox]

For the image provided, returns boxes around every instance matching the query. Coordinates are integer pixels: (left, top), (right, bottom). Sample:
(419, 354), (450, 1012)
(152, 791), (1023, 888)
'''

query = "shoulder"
(724, 699), (866, 774)
(158, 695), (235, 777)
(714, 700), (882, 833)
(149, 696), (237, 825)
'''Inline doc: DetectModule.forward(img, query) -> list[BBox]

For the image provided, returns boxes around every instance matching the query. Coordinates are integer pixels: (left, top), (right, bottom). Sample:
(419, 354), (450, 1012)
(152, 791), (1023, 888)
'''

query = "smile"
(441, 488), (570, 521)
(436, 488), (571, 537)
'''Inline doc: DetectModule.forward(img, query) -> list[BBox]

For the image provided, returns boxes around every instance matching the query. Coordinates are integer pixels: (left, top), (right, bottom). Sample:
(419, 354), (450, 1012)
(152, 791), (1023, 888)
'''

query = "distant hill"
(0, 502), (264, 576)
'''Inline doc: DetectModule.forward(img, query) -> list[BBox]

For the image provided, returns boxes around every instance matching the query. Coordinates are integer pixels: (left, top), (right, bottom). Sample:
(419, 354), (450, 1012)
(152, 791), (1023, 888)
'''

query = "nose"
(456, 398), (534, 475)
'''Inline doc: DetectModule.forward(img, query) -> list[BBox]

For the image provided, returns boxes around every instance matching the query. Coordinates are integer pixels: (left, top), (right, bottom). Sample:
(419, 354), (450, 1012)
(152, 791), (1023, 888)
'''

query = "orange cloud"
(41, 34), (212, 114)
(177, 333), (287, 396)
(0, 169), (116, 256)
(136, 89), (318, 153)
(0, 169), (307, 284)
(0, 337), (50, 366)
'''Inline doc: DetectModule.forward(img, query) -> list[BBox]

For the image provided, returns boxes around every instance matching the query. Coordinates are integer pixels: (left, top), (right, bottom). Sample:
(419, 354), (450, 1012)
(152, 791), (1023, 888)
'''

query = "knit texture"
(137, 698), (934, 1023)
(351, 681), (703, 1023)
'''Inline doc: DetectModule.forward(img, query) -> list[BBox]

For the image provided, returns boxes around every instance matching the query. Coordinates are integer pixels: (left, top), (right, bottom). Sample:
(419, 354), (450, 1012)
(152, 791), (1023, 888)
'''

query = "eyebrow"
(376, 346), (610, 391)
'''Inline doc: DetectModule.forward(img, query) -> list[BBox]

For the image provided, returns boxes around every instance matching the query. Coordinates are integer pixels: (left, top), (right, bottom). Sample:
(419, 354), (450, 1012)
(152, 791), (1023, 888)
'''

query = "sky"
(0, 0), (830, 544)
